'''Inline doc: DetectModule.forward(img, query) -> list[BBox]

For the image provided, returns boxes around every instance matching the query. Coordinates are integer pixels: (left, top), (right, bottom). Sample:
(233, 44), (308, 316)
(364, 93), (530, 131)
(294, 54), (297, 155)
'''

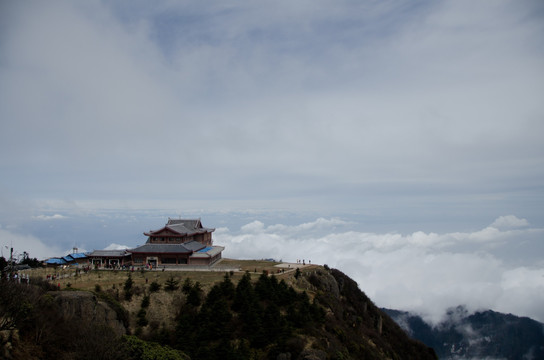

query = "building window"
(161, 257), (177, 264)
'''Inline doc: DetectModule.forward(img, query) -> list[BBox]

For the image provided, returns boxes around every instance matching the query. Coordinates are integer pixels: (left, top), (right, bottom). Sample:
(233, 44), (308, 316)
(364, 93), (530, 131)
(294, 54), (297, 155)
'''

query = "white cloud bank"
(0, 228), (62, 260)
(216, 215), (544, 324)
(490, 215), (530, 229)
(33, 214), (66, 221)
(104, 243), (130, 251)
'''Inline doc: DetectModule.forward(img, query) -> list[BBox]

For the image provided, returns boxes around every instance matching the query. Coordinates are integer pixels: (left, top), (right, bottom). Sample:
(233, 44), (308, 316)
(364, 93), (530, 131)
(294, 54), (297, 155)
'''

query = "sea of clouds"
(215, 215), (544, 325)
(2, 214), (542, 325)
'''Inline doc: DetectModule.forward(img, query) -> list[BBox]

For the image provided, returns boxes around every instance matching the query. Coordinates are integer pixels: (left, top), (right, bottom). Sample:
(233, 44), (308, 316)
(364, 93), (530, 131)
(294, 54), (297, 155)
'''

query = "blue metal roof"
(70, 253), (87, 259)
(45, 258), (67, 265)
(197, 246), (213, 253)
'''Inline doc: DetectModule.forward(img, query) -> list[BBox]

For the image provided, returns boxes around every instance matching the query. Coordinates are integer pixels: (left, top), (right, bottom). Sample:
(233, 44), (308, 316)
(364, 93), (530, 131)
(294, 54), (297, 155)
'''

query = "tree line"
(145, 271), (325, 360)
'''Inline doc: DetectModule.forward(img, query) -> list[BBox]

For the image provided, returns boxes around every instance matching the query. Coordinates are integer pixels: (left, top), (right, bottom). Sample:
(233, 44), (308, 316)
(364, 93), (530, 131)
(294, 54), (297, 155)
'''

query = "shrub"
(124, 274), (134, 301)
(122, 335), (188, 360)
(137, 308), (148, 327)
(181, 278), (193, 295)
(149, 281), (161, 292)
(141, 295), (150, 309)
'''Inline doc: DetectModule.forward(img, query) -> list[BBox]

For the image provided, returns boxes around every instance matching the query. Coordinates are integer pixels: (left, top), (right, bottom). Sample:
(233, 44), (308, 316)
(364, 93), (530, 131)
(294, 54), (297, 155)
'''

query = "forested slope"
(1, 265), (436, 360)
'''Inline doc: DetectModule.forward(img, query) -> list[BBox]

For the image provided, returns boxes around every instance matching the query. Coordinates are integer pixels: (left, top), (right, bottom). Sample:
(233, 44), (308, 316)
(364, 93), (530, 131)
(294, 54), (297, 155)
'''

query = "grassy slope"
(22, 259), (319, 334)
(9, 260), (436, 359)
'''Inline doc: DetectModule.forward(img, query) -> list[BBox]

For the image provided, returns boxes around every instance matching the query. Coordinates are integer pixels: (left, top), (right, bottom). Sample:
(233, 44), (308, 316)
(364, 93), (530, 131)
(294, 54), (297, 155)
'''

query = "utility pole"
(10, 247), (14, 278)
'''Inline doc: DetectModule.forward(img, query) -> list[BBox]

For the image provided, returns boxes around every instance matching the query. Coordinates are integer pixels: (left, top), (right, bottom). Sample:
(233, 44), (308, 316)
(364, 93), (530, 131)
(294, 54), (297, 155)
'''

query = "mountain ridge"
(1, 262), (437, 359)
(382, 306), (544, 360)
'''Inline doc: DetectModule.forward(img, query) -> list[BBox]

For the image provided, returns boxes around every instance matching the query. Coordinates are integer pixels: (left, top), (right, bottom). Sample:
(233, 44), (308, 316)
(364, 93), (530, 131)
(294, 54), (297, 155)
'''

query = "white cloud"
(34, 214), (66, 221)
(1, 0), (543, 219)
(241, 221), (265, 233)
(104, 243), (130, 251)
(496, 267), (544, 321)
(216, 215), (544, 324)
(490, 215), (529, 230)
(0, 228), (61, 260)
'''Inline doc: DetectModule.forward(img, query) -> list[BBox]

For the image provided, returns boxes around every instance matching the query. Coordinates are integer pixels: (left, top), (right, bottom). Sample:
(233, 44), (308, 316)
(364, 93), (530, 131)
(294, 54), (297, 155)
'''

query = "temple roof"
(190, 246), (225, 258)
(45, 258), (67, 265)
(61, 253), (87, 262)
(87, 250), (131, 257)
(144, 218), (215, 237)
(130, 241), (206, 254)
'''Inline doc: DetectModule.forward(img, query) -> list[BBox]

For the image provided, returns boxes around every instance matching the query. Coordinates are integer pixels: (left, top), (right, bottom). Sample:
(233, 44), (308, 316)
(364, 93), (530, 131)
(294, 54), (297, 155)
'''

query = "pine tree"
(164, 277), (179, 291)
(182, 278), (193, 295)
(141, 295), (150, 308)
(149, 280), (161, 292)
(233, 272), (254, 311)
(124, 273), (134, 301)
(220, 273), (235, 300)
(187, 281), (202, 307)
(136, 308), (148, 327)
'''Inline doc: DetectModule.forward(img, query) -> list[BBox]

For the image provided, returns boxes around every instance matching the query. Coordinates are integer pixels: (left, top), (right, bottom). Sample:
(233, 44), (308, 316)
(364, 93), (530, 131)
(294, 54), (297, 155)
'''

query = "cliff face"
(0, 281), (129, 360)
(52, 291), (127, 337)
(300, 267), (438, 360)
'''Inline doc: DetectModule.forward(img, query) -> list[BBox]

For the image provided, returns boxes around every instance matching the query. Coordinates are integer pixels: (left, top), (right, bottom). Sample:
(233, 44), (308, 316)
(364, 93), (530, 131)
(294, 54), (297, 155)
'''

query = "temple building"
(129, 218), (224, 267)
(85, 218), (224, 268)
(86, 249), (132, 268)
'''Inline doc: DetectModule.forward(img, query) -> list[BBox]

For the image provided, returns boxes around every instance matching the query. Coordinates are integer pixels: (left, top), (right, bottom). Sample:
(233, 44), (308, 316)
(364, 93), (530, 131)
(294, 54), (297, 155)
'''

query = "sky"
(1, 1), (543, 324)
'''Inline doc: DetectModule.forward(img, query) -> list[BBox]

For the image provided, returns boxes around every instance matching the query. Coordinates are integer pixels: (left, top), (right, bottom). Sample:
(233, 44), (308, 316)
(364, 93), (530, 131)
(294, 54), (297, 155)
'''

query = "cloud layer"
(0, 0), (542, 329)
(3, 209), (542, 325)
(216, 215), (544, 324)
(0, 0), (543, 229)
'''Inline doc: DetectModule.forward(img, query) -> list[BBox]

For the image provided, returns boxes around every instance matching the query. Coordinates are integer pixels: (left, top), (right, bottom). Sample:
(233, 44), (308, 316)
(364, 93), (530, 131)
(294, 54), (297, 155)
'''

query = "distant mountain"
(382, 306), (544, 360)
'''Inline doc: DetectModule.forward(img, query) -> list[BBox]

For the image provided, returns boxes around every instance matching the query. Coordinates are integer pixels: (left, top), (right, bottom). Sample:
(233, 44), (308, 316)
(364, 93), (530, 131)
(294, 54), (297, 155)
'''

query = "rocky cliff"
(52, 290), (127, 337)
(0, 280), (128, 360)
(303, 267), (438, 359)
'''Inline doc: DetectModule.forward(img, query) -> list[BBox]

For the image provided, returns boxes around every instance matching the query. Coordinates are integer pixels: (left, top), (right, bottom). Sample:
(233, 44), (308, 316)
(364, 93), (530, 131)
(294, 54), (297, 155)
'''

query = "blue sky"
(1, 0), (543, 323)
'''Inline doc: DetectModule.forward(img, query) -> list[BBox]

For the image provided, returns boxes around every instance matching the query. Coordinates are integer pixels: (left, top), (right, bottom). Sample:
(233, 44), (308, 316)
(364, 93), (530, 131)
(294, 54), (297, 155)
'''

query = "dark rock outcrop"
(52, 291), (126, 336)
(299, 267), (437, 359)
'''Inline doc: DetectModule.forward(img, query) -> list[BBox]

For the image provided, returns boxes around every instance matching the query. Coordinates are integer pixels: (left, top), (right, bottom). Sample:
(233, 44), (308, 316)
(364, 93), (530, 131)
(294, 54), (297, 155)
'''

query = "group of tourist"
(3, 272), (30, 284)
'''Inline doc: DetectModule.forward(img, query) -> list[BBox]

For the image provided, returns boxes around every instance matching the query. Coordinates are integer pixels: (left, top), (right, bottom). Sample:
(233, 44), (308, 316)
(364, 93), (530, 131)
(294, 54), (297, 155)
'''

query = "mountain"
(382, 306), (544, 360)
(1, 263), (437, 360)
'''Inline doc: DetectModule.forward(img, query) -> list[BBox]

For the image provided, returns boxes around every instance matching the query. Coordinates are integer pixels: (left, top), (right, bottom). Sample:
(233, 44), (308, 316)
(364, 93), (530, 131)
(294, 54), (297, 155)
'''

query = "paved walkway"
(274, 262), (311, 269)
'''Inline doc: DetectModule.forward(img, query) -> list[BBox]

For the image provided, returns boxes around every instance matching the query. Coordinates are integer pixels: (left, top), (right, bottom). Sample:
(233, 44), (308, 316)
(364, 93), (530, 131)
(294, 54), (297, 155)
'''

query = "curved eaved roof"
(144, 218), (215, 237)
(87, 250), (131, 257)
(130, 241), (206, 254)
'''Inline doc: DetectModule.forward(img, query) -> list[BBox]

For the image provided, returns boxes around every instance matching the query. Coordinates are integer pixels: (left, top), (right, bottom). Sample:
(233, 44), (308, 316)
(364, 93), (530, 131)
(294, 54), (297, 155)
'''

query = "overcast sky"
(1, 0), (543, 324)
